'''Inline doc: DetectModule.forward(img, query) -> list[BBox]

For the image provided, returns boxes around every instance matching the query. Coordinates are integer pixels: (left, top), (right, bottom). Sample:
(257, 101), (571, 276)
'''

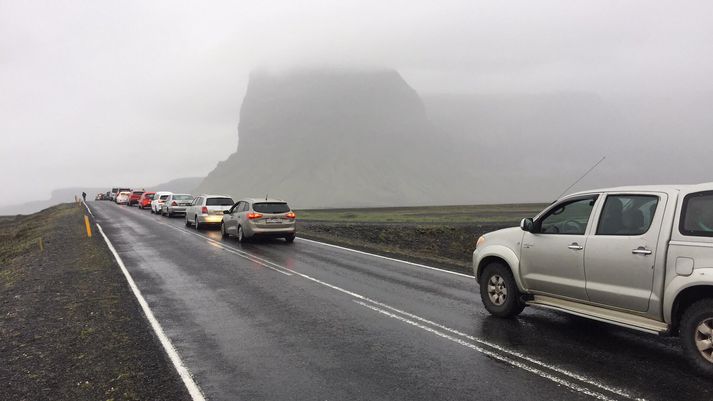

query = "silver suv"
(221, 198), (296, 243)
(185, 195), (234, 229)
(474, 183), (713, 374)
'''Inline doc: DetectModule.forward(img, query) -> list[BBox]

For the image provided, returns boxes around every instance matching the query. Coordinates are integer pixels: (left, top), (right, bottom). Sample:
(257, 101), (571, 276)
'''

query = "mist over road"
(91, 201), (711, 401)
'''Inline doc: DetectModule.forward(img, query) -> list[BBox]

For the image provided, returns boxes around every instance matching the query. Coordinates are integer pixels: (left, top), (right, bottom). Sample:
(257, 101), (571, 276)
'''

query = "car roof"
(198, 194), (232, 198)
(568, 182), (713, 198)
(241, 197), (287, 203)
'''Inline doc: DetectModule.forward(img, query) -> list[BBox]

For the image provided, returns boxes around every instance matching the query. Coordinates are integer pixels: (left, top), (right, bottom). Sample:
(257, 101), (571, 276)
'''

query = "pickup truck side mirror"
(520, 218), (534, 232)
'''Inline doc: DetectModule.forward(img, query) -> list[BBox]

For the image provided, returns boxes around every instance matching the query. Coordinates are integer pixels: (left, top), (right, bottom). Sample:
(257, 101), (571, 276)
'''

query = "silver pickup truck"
(474, 183), (713, 374)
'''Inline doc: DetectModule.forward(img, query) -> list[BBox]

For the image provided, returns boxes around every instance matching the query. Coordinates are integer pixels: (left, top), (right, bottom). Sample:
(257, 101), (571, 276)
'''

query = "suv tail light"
(286, 211), (296, 219)
(171, 201), (177, 206)
(201, 206), (208, 214)
(247, 212), (263, 220)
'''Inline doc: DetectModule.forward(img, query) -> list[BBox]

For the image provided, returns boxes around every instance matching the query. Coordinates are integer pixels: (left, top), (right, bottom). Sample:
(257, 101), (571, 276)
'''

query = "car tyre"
(680, 299), (713, 376)
(185, 217), (191, 226)
(479, 262), (525, 318)
(221, 222), (229, 238)
(237, 226), (247, 243)
(285, 234), (295, 243)
(195, 217), (201, 230)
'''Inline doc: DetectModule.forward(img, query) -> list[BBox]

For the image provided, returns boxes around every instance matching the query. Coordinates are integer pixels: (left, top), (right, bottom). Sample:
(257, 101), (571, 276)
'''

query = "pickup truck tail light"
(286, 212), (296, 219)
(247, 212), (263, 220)
(201, 206), (208, 214)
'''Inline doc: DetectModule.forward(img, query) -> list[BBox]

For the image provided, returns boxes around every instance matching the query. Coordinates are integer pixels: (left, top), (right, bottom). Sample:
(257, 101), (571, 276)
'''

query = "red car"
(128, 190), (145, 206)
(138, 192), (155, 209)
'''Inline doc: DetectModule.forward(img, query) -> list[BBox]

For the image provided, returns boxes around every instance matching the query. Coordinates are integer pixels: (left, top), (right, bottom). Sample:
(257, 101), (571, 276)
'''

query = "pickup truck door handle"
(632, 247), (653, 255)
(568, 243), (584, 250)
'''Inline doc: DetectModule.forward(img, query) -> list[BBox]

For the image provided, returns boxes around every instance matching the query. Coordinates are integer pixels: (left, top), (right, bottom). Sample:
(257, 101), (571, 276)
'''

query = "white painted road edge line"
(296, 237), (474, 278)
(354, 300), (616, 401)
(82, 200), (94, 217)
(95, 223), (207, 401)
(106, 203), (641, 400)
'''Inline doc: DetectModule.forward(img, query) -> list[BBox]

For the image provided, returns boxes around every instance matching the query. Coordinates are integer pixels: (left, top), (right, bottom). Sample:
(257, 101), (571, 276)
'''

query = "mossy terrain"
(296, 203), (546, 273)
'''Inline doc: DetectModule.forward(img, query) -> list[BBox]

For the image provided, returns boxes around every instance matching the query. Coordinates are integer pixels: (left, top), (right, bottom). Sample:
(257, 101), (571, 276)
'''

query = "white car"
(185, 195), (235, 229)
(160, 193), (194, 217)
(115, 191), (131, 205)
(150, 191), (173, 214)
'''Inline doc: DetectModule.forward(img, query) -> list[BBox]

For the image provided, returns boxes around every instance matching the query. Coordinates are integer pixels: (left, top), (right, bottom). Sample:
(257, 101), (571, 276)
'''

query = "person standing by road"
(82, 192), (86, 202)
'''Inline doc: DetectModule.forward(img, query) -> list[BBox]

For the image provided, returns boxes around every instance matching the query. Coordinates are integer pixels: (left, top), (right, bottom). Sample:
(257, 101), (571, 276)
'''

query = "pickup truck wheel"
(680, 299), (713, 375)
(479, 262), (525, 318)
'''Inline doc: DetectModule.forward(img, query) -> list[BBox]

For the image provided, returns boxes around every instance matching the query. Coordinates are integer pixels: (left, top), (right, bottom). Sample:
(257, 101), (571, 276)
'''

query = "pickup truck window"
(537, 196), (597, 235)
(597, 195), (658, 236)
(681, 191), (713, 237)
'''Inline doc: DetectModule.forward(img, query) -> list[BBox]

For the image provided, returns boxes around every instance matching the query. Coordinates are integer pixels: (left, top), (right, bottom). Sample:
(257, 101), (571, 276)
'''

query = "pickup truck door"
(520, 195), (600, 300)
(583, 193), (666, 312)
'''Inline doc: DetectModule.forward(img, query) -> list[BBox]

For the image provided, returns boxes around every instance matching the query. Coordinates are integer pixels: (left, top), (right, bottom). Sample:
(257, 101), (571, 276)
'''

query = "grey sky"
(1, 0), (712, 205)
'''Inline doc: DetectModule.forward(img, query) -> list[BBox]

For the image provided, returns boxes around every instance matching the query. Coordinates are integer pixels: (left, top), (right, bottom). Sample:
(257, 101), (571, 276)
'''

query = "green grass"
(296, 203), (547, 224)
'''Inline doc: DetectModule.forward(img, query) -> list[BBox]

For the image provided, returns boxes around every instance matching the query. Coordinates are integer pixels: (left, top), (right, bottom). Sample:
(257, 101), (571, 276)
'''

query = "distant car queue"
(95, 187), (296, 242)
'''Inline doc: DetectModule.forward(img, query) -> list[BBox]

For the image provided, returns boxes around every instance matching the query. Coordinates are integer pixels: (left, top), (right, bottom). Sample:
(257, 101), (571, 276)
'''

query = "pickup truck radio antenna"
(555, 155), (606, 200)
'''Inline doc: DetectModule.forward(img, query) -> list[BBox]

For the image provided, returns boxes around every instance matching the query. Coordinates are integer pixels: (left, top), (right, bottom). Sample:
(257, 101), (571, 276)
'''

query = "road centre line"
(157, 222), (293, 276)
(354, 300), (616, 401)
(108, 204), (641, 401)
(163, 221), (640, 400)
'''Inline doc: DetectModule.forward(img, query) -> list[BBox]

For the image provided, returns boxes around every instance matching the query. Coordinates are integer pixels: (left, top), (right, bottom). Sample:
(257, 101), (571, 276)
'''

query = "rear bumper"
(167, 206), (187, 214)
(246, 225), (296, 237)
(198, 215), (224, 224)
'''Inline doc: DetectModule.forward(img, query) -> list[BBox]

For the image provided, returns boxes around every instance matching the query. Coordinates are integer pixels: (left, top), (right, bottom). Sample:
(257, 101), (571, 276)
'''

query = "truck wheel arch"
(477, 256), (510, 283)
(671, 285), (713, 333)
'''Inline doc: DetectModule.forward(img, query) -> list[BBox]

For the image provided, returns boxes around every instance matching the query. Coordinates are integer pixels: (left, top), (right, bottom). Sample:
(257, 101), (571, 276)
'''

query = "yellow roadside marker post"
(84, 215), (92, 237)
(38, 237), (44, 251)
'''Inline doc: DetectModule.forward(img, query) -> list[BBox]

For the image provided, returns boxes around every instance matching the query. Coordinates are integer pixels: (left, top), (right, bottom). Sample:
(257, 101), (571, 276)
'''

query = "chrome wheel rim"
(238, 227), (243, 241)
(487, 275), (508, 306)
(695, 318), (713, 363)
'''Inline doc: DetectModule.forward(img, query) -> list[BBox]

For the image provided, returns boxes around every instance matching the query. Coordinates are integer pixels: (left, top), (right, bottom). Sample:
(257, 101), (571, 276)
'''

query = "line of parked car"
(97, 187), (297, 243)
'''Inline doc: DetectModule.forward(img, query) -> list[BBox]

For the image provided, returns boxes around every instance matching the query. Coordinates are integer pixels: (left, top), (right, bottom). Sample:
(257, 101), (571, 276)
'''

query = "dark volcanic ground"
(0, 204), (190, 401)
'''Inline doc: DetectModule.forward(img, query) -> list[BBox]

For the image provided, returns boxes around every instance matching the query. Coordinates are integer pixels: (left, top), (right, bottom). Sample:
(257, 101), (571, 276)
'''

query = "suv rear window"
(680, 191), (713, 237)
(160, 195), (170, 200)
(207, 197), (234, 206)
(133, 191), (144, 195)
(253, 202), (290, 213)
(173, 195), (193, 201)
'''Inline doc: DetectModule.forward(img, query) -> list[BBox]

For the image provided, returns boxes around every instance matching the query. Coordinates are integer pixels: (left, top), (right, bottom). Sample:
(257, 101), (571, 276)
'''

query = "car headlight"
(476, 235), (486, 249)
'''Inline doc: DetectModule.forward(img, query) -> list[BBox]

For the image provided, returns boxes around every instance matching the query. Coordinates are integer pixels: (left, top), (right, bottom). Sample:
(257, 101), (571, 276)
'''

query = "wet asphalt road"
(89, 201), (712, 401)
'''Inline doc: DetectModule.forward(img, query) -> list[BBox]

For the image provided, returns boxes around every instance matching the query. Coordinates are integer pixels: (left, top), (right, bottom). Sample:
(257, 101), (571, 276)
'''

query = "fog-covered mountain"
(196, 69), (481, 208)
(424, 91), (713, 202)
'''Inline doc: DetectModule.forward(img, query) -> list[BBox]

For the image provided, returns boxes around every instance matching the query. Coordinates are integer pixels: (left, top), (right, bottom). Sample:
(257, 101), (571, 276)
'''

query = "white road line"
(359, 298), (645, 401)
(99, 204), (641, 400)
(296, 237), (473, 278)
(354, 300), (616, 401)
(82, 200), (94, 217)
(95, 223), (207, 401)
(158, 222), (292, 276)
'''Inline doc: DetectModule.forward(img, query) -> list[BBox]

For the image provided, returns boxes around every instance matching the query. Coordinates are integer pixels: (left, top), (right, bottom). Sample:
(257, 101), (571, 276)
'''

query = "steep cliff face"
(196, 69), (479, 208)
